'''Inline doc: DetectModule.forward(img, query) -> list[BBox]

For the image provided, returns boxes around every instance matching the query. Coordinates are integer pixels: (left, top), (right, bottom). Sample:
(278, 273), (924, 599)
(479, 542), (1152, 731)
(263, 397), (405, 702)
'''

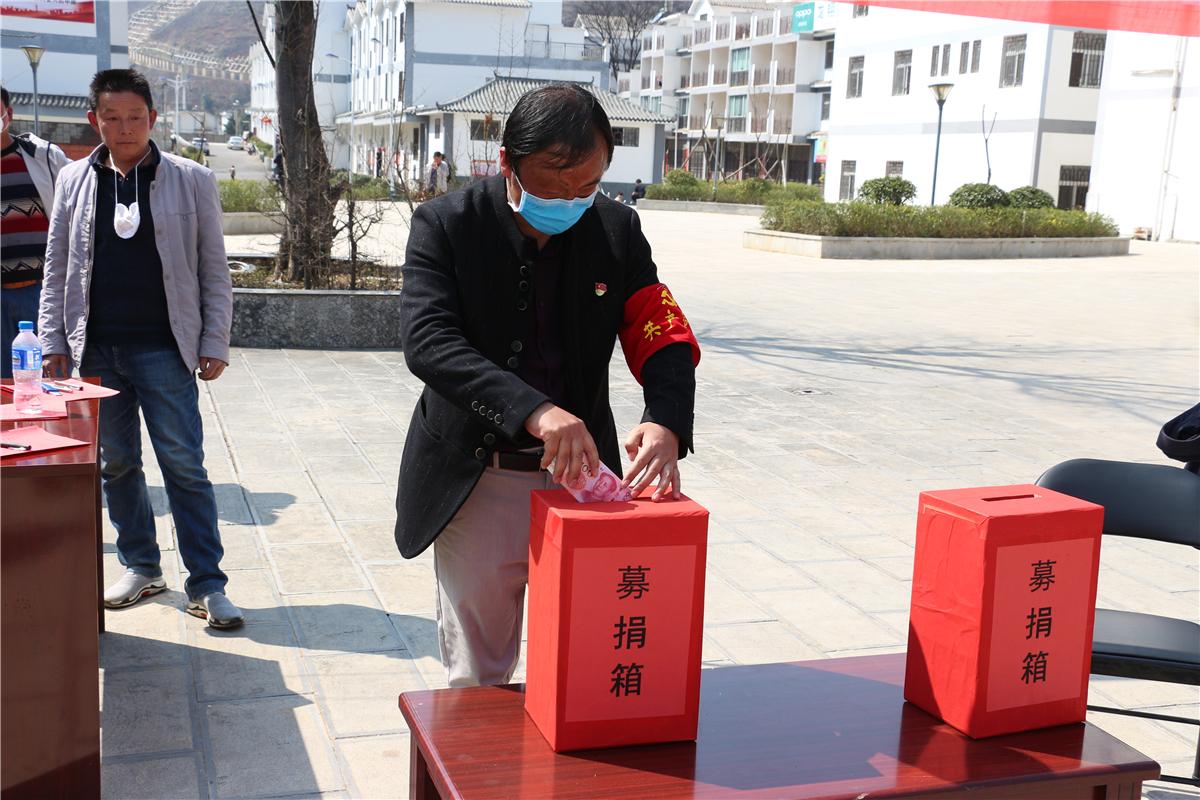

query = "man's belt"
(491, 450), (544, 472)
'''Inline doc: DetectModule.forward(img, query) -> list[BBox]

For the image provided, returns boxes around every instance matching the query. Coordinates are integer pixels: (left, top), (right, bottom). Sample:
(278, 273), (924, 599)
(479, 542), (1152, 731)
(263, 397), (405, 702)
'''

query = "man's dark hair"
(433, 151), (443, 158)
(502, 84), (613, 171)
(88, 68), (154, 111)
(0, 86), (9, 110)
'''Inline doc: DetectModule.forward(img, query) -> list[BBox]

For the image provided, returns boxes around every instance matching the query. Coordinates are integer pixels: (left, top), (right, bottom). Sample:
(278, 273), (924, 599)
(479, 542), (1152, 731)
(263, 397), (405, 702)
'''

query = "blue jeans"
(81, 342), (227, 600)
(1, 282), (41, 379)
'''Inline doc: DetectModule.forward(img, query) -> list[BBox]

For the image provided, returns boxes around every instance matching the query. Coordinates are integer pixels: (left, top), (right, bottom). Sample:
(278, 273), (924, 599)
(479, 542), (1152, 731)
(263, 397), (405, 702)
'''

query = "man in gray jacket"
(40, 69), (241, 628)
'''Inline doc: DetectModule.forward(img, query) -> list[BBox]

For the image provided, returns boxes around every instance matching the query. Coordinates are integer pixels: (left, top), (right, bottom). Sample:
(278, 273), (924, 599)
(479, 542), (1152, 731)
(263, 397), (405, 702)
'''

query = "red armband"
(618, 283), (701, 384)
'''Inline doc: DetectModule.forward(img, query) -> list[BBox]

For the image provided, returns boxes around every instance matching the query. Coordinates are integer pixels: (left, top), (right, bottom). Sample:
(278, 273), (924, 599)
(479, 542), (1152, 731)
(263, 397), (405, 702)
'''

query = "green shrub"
(713, 177), (777, 205)
(645, 171), (825, 204)
(218, 179), (281, 213)
(645, 169), (707, 201)
(251, 138), (273, 158)
(761, 199), (1118, 238)
(773, 183), (823, 203)
(1007, 185), (1055, 209)
(858, 176), (917, 205)
(179, 145), (205, 165)
(948, 182), (1009, 208)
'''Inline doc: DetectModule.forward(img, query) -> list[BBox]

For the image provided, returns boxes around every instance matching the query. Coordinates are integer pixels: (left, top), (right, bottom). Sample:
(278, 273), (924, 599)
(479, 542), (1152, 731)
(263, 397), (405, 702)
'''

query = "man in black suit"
(396, 84), (700, 687)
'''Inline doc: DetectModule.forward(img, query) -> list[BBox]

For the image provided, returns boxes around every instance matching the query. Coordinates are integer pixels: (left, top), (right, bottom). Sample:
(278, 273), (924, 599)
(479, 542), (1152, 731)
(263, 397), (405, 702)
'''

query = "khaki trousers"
(433, 467), (555, 688)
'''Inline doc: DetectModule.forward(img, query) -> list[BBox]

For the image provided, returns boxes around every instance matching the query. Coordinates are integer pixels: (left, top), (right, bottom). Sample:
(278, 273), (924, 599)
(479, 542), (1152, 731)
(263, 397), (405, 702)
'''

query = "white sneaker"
(104, 569), (167, 608)
(186, 592), (245, 629)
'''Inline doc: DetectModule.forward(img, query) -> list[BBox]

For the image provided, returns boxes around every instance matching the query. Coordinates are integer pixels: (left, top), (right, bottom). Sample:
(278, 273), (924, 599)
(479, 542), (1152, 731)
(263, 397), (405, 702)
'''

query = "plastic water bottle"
(11, 321), (43, 415)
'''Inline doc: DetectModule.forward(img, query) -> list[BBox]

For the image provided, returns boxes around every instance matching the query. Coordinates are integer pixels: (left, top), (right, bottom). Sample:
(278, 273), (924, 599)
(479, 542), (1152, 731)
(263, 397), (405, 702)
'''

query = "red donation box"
(526, 489), (708, 752)
(904, 484), (1104, 738)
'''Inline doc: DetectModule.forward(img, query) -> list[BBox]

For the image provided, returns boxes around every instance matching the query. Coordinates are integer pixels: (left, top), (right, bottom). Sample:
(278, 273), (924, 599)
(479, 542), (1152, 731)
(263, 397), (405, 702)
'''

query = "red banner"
(848, 0), (1200, 37)
(0, 1), (94, 23)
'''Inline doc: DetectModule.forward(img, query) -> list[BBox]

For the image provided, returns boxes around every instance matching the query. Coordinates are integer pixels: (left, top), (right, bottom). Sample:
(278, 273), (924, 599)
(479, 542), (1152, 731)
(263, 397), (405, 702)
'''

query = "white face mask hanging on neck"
(113, 149), (151, 239)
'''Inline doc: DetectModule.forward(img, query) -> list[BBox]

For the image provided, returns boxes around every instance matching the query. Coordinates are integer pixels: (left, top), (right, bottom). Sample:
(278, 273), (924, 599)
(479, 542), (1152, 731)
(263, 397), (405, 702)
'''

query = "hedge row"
(761, 200), (1119, 239)
(644, 171), (822, 204)
(219, 179), (281, 213)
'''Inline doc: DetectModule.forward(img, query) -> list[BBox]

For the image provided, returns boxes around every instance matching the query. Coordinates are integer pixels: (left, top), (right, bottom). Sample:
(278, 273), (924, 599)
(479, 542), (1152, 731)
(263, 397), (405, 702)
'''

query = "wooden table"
(1, 383), (103, 799)
(399, 653), (1159, 799)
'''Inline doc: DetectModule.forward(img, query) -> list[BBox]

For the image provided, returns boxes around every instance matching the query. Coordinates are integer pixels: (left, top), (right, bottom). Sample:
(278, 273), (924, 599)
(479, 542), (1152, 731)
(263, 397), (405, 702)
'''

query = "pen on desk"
(1, 442), (32, 451)
(50, 381), (81, 392)
(40, 382), (62, 394)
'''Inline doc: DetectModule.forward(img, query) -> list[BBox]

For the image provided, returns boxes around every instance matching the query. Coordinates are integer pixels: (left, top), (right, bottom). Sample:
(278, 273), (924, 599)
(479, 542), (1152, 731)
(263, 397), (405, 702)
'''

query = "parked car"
(227, 135), (244, 151)
(190, 137), (210, 156)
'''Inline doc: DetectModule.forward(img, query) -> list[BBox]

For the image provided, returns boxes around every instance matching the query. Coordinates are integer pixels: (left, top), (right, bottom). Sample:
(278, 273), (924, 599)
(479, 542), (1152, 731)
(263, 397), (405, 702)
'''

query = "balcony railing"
(679, 74), (690, 89)
(730, 70), (749, 86)
(680, 35), (692, 50)
(726, 117), (747, 133)
(715, 23), (729, 40)
(755, 16), (775, 36)
(642, 36), (652, 49)
(677, 115), (688, 129)
(773, 118), (792, 134)
(692, 71), (707, 87)
(641, 76), (651, 89)
(654, 36), (665, 49)
(735, 23), (751, 40)
(777, 67), (795, 84)
(655, 77), (663, 90)
(751, 116), (768, 133)
(689, 116), (705, 129)
(752, 67), (770, 85)
(712, 68), (728, 84)
(618, 79), (630, 93)
(694, 28), (710, 44)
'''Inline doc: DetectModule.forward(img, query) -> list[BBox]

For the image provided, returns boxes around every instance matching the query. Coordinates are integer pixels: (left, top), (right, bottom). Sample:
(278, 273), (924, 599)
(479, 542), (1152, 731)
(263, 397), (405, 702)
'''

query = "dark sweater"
(87, 146), (174, 347)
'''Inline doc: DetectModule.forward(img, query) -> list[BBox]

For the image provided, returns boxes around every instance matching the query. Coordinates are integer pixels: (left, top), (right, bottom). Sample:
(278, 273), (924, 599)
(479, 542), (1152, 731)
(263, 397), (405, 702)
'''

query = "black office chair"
(1036, 457), (1200, 787)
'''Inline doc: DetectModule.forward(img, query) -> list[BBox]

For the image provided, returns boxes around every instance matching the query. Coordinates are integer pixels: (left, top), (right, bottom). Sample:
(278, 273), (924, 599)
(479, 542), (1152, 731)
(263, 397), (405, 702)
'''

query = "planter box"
(232, 288), (402, 349)
(221, 211), (284, 236)
(637, 199), (765, 216)
(744, 229), (1131, 259)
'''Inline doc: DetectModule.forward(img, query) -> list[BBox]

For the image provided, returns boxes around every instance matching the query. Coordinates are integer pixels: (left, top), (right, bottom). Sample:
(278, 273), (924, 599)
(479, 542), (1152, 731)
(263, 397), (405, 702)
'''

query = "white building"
(422, 75), (670, 195)
(824, 4), (1104, 205)
(1089, 33), (1197, 241)
(620, 0), (843, 185)
(247, 0), (350, 167)
(1, 0), (130, 156)
(335, 0), (610, 184)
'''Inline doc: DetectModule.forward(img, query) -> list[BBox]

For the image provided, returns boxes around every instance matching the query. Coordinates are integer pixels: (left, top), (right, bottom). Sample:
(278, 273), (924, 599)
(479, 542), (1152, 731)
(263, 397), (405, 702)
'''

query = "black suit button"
(474, 447), (487, 460)
(471, 400), (480, 410)
(518, 280), (530, 293)
(519, 265), (530, 277)
(487, 411), (496, 421)
(495, 414), (504, 425)
(484, 433), (496, 445)
(517, 300), (528, 311)
(479, 406), (487, 416)
(506, 356), (519, 368)
(511, 340), (523, 353)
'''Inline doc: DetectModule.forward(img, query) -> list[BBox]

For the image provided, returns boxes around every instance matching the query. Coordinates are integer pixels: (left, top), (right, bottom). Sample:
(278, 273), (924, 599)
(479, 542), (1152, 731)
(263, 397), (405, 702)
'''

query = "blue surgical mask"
(507, 172), (597, 235)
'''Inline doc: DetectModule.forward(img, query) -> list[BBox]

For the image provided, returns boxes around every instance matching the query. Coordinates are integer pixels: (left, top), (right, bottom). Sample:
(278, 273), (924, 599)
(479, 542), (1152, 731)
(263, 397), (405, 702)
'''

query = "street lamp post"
(928, 82), (953, 205)
(20, 46), (45, 137)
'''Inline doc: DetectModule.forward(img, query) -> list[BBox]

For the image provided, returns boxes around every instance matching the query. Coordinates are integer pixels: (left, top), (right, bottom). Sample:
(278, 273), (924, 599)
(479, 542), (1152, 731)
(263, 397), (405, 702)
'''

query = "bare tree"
(273, 0), (340, 287)
(574, 2), (662, 79)
(981, 105), (998, 184)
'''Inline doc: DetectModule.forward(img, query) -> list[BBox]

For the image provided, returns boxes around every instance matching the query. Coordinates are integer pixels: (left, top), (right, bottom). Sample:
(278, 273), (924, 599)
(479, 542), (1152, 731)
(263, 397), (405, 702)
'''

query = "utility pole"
(163, 75), (188, 148)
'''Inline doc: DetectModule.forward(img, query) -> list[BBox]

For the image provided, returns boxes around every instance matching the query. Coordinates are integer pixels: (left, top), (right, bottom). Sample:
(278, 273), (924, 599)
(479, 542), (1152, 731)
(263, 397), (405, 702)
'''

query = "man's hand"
(524, 402), (599, 486)
(43, 354), (71, 379)
(197, 357), (227, 381)
(622, 423), (681, 502)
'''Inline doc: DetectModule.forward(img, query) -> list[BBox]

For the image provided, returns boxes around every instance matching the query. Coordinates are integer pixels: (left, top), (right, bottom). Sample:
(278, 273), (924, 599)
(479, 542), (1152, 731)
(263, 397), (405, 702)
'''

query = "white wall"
(1090, 32), (1198, 241)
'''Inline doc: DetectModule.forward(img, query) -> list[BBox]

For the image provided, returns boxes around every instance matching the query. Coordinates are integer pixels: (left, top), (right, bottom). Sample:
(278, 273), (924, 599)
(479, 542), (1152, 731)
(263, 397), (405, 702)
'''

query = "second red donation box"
(526, 489), (709, 752)
(904, 484), (1104, 738)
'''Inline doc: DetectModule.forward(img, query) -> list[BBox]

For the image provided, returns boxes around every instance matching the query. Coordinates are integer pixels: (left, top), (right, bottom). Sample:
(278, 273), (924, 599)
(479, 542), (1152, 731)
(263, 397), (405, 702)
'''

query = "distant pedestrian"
(428, 151), (449, 196)
(229, 164), (236, 181)
(614, 192), (625, 204)
(631, 178), (646, 205)
(0, 85), (71, 379)
(40, 68), (242, 629)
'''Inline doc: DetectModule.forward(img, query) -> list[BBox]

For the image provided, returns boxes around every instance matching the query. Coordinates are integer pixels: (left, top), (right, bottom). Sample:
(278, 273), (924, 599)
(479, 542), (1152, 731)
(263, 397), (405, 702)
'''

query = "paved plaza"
(100, 209), (1199, 799)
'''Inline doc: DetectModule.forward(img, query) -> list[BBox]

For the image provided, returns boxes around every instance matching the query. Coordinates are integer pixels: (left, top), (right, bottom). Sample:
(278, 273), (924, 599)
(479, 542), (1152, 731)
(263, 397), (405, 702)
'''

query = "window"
(433, 117), (441, 137)
(1069, 31), (1105, 88)
(970, 39), (981, 72)
(886, 160), (903, 177)
(959, 42), (969, 73)
(731, 47), (750, 85)
(892, 49), (912, 95)
(727, 94), (748, 119)
(839, 160), (857, 200)
(469, 119), (501, 140)
(820, 92), (830, 120)
(1058, 165), (1090, 209)
(846, 55), (864, 98)
(613, 127), (640, 147)
(1000, 34), (1027, 87)
(852, 4), (868, 17)
(825, 40), (835, 69)
(399, 13), (405, 42)
(940, 43), (950, 76)
(930, 45), (939, 77)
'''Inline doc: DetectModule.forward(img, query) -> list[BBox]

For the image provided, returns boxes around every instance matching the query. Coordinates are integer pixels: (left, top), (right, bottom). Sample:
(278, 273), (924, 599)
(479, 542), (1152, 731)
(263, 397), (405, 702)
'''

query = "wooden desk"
(399, 653), (1159, 800)
(1, 385), (102, 799)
